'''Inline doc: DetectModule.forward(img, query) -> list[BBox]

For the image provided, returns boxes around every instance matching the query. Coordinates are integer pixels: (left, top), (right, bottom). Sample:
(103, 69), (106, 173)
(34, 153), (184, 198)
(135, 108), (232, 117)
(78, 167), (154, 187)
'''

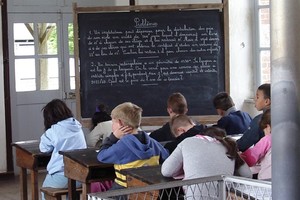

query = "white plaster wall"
(227, 0), (257, 117)
(0, 10), (7, 173)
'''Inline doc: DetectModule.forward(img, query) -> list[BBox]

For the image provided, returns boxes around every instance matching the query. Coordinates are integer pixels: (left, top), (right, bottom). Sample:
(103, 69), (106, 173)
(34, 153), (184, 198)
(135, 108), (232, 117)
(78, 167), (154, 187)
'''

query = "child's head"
(260, 108), (271, 135)
(111, 102), (142, 131)
(91, 104), (112, 130)
(167, 92), (188, 117)
(170, 114), (195, 137)
(42, 99), (73, 130)
(213, 92), (235, 116)
(255, 83), (271, 111)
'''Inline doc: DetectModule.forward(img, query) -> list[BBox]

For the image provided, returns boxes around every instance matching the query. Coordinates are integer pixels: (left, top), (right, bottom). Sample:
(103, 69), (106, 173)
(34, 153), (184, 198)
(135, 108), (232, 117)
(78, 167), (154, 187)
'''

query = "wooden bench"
(40, 187), (82, 200)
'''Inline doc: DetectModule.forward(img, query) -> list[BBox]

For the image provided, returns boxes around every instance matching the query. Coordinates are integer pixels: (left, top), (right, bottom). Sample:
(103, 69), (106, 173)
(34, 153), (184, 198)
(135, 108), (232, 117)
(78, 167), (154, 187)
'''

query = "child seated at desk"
(237, 83), (271, 152)
(150, 92), (188, 142)
(241, 108), (271, 180)
(97, 102), (169, 190)
(161, 127), (251, 199)
(86, 103), (112, 148)
(39, 99), (87, 200)
(164, 114), (206, 154)
(213, 92), (252, 135)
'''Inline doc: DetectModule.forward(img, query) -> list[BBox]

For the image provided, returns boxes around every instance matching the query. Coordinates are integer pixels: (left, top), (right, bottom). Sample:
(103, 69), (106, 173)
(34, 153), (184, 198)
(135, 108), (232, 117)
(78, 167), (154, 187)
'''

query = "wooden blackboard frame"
(73, 2), (229, 128)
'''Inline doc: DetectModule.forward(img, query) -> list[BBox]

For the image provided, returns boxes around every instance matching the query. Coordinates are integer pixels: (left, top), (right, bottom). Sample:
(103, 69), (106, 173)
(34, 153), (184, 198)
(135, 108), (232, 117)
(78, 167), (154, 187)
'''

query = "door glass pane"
(260, 51), (271, 83)
(259, 0), (269, 6)
(13, 23), (34, 56)
(40, 58), (59, 90)
(68, 23), (74, 54)
(69, 58), (75, 90)
(259, 8), (270, 48)
(37, 23), (58, 55)
(15, 59), (36, 91)
(68, 23), (75, 90)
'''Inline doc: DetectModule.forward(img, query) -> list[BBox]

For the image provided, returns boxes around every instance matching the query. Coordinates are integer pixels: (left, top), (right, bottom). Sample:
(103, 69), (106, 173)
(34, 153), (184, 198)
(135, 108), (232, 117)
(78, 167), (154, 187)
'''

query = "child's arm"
(240, 135), (271, 167)
(97, 126), (132, 163)
(161, 143), (184, 178)
(39, 131), (54, 153)
(237, 114), (264, 152)
(216, 117), (228, 130)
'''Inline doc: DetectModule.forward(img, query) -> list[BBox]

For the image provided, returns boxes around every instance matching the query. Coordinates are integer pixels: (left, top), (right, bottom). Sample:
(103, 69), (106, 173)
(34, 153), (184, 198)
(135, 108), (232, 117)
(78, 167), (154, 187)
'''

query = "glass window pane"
(259, 0), (269, 6)
(260, 51), (271, 83)
(259, 8), (270, 48)
(68, 23), (74, 54)
(15, 59), (36, 91)
(40, 58), (59, 90)
(13, 23), (34, 56)
(69, 58), (75, 90)
(37, 23), (58, 55)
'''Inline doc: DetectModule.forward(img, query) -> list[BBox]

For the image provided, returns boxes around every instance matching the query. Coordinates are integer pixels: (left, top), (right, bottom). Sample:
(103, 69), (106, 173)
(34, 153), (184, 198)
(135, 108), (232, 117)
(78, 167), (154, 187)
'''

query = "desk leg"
(30, 169), (39, 200)
(82, 183), (91, 200)
(20, 167), (28, 200)
(68, 178), (77, 200)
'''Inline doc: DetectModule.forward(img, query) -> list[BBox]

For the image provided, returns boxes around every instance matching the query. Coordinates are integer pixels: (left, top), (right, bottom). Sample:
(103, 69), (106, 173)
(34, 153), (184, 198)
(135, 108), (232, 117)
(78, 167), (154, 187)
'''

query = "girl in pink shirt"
(241, 108), (271, 180)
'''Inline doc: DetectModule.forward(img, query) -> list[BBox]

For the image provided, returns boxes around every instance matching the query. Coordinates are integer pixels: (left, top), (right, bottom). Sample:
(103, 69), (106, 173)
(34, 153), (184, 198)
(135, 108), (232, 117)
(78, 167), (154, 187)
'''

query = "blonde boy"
(97, 102), (169, 189)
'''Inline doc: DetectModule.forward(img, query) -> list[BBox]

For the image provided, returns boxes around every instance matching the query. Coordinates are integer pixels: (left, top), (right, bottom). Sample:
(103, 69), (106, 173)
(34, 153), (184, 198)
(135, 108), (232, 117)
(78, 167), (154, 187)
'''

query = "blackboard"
(77, 7), (226, 118)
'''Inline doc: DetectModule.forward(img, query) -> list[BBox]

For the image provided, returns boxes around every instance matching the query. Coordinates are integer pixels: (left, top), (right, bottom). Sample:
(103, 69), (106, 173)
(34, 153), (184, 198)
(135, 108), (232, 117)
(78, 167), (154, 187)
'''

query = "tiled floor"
(0, 172), (46, 200)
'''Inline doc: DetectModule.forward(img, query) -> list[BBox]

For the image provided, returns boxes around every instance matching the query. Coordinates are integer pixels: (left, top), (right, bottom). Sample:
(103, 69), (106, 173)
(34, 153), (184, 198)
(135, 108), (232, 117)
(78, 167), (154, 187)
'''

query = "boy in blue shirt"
(213, 92), (252, 135)
(97, 102), (169, 189)
(237, 83), (271, 152)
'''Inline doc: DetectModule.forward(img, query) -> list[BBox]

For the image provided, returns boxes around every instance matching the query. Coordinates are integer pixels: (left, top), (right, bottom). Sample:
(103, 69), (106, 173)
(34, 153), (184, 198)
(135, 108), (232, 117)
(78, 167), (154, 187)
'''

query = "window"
(255, 0), (271, 85)
(13, 22), (59, 91)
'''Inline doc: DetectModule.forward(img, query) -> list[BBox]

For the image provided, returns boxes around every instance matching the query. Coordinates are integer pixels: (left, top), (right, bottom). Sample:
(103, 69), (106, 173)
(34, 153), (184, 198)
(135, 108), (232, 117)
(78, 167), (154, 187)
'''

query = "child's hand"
(113, 126), (132, 139)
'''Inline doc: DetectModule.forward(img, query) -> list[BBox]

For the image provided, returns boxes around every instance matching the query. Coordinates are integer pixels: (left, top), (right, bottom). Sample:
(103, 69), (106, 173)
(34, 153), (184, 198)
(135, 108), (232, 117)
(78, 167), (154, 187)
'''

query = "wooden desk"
(123, 165), (174, 186)
(60, 148), (115, 200)
(12, 140), (51, 200)
(122, 165), (175, 200)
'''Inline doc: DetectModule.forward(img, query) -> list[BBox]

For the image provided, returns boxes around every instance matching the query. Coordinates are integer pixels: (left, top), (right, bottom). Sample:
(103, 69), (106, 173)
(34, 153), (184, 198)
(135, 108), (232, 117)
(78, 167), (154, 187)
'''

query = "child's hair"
(167, 92), (188, 114)
(258, 83), (271, 100)
(260, 108), (271, 130)
(42, 99), (73, 131)
(213, 92), (235, 111)
(203, 127), (245, 169)
(91, 104), (112, 130)
(170, 114), (195, 136)
(111, 102), (142, 129)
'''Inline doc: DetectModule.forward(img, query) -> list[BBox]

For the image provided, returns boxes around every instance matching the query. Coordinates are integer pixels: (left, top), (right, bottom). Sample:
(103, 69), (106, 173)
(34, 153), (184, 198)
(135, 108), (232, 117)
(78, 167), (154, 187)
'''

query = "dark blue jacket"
(149, 122), (175, 142)
(217, 110), (252, 135)
(236, 113), (265, 152)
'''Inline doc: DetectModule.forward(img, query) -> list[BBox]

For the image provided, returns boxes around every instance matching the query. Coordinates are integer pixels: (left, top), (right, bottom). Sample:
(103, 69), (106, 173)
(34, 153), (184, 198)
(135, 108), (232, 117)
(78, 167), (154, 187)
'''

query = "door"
(8, 13), (76, 143)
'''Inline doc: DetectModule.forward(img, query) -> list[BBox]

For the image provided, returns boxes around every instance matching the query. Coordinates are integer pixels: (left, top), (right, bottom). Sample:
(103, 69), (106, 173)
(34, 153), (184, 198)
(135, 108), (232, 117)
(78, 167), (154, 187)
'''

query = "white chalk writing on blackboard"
(84, 18), (221, 86)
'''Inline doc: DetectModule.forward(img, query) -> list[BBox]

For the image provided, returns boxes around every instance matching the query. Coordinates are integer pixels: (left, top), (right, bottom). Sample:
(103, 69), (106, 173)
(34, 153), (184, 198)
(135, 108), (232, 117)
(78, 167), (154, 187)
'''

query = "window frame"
(254, 0), (271, 88)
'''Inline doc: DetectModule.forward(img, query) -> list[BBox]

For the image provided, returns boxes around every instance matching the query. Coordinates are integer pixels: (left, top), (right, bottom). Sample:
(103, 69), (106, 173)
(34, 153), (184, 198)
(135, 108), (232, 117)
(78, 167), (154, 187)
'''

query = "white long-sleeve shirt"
(86, 120), (112, 147)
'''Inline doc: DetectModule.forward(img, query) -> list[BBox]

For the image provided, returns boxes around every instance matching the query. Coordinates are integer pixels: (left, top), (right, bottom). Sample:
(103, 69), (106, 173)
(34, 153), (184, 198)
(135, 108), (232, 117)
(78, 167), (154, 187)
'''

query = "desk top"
(12, 140), (51, 157)
(122, 165), (174, 185)
(59, 148), (113, 168)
